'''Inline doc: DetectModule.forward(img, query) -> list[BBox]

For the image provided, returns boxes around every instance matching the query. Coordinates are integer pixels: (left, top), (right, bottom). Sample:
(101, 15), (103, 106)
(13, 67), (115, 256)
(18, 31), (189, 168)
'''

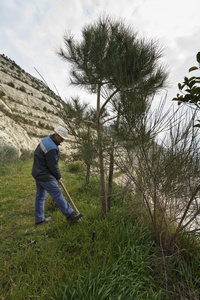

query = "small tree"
(58, 15), (168, 217)
(62, 97), (98, 184)
(77, 128), (97, 184)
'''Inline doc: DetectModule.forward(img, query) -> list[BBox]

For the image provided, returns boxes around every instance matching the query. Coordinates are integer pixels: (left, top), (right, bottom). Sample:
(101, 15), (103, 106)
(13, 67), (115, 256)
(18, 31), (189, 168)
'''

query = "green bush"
(7, 82), (15, 88)
(38, 121), (45, 128)
(67, 161), (86, 173)
(19, 85), (26, 93)
(0, 90), (5, 98)
(41, 96), (46, 101)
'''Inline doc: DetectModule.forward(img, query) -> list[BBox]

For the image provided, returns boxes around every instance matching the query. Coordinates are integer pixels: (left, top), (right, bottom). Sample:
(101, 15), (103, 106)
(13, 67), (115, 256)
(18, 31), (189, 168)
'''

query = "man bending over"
(32, 126), (83, 225)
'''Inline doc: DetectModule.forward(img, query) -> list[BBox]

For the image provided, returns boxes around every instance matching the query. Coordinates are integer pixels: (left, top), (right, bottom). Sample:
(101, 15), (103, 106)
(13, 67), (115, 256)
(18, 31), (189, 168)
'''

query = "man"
(32, 126), (83, 225)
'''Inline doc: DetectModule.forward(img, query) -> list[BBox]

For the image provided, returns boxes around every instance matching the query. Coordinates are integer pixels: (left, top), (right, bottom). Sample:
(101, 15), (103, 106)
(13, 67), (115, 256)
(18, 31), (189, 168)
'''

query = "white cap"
(54, 126), (68, 140)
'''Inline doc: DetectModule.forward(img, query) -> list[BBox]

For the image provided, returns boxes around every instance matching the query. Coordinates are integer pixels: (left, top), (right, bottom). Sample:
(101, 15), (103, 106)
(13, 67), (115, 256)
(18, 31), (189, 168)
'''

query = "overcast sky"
(0, 0), (200, 110)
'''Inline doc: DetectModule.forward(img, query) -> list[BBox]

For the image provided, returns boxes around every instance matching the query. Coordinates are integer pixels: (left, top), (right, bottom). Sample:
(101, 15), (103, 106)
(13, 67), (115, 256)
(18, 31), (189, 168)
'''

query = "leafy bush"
(38, 121), (45, 128)
(7, 81), (15, 88)
(45, 124), (54, 130)
(41, 96), (46, 101)
(0, 90), (5, 98)
(19, 85), (26, 93)
(67, 161), (86, 173)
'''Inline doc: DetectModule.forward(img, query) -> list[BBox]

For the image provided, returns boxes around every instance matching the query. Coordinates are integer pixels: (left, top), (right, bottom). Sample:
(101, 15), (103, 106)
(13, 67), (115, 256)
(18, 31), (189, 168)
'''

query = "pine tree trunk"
(99, 141), (107, 217)
(86, 164), (90, 184)
(107, 141), (114, 212)
(97, 84), (107, 218)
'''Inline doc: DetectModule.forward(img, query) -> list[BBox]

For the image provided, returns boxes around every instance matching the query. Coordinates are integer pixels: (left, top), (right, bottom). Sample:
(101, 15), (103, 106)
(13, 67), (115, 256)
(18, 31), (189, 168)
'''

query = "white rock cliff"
(0, 54), (71, 159)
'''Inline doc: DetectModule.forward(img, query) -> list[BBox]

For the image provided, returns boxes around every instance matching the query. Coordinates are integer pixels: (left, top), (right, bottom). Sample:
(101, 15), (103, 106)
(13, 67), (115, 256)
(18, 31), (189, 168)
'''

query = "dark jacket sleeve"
(45, 149), (61, 180)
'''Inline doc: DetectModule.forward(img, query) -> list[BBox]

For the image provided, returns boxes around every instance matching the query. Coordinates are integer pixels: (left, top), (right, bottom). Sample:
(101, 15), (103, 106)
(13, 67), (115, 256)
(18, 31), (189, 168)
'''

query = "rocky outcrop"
(0, 54), (71, 159)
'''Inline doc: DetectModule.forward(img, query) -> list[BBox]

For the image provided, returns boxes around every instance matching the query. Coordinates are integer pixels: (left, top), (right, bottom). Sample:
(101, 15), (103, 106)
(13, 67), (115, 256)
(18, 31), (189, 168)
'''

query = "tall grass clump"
(51, 219), (164, 300)
(0, 142), (20, 164)
(0, 142), (33, 175)
(0, 142), (20, 175)
(66, 160), (86, 173)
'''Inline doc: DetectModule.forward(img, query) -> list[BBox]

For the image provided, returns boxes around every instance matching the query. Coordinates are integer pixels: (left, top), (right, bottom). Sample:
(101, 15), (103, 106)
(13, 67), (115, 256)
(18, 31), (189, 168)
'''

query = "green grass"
(0, 159), (200, 299)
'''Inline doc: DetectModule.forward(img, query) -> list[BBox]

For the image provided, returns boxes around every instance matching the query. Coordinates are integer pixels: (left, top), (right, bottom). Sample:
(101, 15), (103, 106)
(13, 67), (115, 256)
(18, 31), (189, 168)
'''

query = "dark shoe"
(67, 211), (83, 222)
(35, 216), (51, 226)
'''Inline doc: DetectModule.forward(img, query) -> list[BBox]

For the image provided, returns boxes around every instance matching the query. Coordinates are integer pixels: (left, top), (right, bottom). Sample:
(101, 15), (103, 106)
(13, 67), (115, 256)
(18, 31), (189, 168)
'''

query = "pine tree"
(58, 15), (168, 217)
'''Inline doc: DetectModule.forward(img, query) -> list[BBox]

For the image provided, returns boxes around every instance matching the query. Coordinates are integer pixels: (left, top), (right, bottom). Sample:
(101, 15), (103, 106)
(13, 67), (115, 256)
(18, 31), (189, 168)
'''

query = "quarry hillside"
(0, 54), (72, 158)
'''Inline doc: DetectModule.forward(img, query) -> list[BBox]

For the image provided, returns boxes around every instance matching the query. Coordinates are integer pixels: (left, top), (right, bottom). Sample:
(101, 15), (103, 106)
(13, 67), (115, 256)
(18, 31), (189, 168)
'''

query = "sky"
(0, 0), (200, 111)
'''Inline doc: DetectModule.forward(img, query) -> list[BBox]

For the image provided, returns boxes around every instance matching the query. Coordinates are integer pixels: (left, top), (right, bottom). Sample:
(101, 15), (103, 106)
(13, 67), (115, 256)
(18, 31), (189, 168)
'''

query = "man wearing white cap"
(32, 126), (83, 225)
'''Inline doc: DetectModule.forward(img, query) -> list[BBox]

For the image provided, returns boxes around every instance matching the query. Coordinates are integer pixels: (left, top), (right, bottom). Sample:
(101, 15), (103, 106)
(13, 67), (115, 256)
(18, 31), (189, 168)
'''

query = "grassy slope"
(0, 159), (199, 299)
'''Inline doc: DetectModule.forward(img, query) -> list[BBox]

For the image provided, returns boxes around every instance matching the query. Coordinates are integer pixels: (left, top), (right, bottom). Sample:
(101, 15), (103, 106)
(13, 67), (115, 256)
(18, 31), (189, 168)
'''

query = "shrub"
(0, 90), (5, 98)
(0, 143), (20, 163)
(19, 86), (26, 93)
(7, 82), (15, 88)
(41, 96), (46, 101)
(38, 121), (44, 128)
(67, 161), (86, 173)
(45, 124), (54, 130)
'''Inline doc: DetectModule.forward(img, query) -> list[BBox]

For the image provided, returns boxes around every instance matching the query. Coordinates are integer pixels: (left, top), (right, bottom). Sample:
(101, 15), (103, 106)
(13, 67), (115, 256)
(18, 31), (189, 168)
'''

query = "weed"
(66, 160), (86, 173)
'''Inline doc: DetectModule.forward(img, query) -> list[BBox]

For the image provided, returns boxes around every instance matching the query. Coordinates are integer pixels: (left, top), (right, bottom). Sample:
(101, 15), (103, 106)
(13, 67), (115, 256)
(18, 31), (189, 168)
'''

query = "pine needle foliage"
(58, 15), (168, 217)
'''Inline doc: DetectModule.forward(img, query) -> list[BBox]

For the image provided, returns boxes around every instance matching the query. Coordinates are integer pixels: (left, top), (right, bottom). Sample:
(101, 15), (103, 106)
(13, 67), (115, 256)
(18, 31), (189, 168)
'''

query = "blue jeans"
(35, 180), (73, 223)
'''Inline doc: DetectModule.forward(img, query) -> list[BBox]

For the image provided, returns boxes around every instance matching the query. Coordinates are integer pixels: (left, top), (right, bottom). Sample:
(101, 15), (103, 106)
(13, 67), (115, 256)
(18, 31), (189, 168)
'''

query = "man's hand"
(57, 178), (62, 183)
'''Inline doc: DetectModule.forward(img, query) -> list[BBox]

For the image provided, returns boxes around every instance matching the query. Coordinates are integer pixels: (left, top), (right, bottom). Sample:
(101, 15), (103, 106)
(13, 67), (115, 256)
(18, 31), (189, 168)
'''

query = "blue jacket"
(32, 134), (61, 181)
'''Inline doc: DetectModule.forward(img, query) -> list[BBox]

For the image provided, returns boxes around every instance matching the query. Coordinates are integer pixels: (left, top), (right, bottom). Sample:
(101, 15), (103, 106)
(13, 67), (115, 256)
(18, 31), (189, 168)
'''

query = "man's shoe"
(67, 211), (84, 223)
(35, 216), (51, 226)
